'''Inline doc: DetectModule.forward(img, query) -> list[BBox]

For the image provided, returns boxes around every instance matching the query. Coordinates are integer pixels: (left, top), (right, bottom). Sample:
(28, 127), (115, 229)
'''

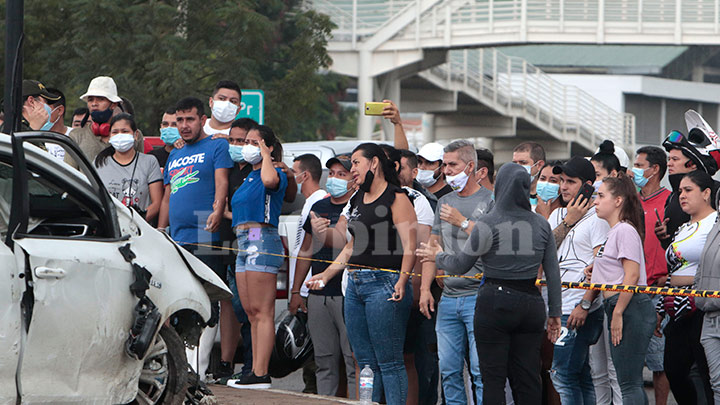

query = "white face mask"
(242, 144), (262, 164)
(109, 133), (135, 152)
(446, 163), (470, 192)
(210, 99), (239, 123)
(416, 169), (437, 187)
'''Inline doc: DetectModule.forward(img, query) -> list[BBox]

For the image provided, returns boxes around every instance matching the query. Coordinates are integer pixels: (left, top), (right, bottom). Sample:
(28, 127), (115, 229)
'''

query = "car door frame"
(5, 131), (144, 403)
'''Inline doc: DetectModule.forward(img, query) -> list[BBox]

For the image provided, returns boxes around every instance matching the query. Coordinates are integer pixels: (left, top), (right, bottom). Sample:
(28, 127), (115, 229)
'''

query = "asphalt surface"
(203, 301), (679, 404)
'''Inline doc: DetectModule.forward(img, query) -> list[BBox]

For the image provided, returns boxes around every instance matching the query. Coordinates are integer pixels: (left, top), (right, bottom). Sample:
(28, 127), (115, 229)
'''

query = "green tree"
(1, 0), (348, 142)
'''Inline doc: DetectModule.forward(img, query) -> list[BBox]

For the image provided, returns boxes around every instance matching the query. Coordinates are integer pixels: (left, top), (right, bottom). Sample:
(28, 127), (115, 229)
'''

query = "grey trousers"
(307, 294), (356, 398)
(701, 312), (720, 404)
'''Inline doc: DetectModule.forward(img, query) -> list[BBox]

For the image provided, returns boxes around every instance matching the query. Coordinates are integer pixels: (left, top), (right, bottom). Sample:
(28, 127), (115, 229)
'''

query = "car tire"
(133, 325), (188, 405)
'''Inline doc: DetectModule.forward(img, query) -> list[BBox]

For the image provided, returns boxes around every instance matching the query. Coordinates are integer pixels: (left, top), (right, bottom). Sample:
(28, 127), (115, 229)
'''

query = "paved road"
(203, 300), (679, 405)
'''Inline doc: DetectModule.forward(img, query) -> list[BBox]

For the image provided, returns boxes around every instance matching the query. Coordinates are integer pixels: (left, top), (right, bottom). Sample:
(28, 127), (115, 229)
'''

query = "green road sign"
(236, 89), (264, 124)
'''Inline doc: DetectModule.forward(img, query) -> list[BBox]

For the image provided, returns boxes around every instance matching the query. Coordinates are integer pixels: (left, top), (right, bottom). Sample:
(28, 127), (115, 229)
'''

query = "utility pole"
(3, 0), (24, 135)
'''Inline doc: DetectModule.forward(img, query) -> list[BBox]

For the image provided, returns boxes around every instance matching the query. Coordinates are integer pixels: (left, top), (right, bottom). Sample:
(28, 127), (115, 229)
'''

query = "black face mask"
(90, 108), (113, 124)
(359, 169), (375, 192)
(669, 172), (687, 192)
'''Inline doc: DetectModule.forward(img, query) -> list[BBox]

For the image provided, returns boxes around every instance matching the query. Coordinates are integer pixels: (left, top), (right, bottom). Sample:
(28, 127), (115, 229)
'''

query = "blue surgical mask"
(593, 180), (602, 193)
(40, 104), (57, 131)
(631, 167), (652, 188)
(536, 181), (560, 202)
(522, 162), (539, 182)
(326, 177), (349, 198)
(160, 127), (181, 145)
(228, 145), (245, 162)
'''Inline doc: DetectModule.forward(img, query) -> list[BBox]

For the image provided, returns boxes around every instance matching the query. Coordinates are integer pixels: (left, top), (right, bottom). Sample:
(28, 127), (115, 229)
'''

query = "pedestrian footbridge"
(307, 0), (719, 155)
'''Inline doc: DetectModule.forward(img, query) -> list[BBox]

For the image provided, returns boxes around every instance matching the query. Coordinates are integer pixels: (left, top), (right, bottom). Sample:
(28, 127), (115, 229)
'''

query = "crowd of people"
(15, 75), (720, 405)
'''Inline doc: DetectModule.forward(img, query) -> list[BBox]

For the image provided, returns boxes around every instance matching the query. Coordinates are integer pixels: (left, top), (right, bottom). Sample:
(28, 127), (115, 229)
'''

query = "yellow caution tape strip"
(181, 242), (720, 297)
(179, 242), (482, 280)
(535, 279), (720, 299)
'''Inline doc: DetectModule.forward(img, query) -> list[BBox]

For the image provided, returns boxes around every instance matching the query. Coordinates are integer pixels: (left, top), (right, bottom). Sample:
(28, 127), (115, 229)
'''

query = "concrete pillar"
(422, 113), (436, 144)
(357, 50), (373, 140)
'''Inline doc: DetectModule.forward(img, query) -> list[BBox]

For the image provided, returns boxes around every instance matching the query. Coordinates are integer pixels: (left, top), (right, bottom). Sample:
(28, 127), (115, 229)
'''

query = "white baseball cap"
(417, 143), (445, 162)
(80, 76), (122, 103)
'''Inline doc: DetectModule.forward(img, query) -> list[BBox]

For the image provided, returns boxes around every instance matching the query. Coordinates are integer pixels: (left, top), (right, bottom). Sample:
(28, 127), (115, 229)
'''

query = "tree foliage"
(1, 0), (351, 141)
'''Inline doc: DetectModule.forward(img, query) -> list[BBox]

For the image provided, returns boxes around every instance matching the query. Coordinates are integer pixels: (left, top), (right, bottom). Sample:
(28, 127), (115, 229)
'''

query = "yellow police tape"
(181, 242), (481, 279)
(534, 279), (720, 299)
(183, 242), (720, 298)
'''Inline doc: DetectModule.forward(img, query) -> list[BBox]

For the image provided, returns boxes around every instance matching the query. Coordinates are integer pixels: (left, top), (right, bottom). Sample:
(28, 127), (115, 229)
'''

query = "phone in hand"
(654, 208), (662, 225)
(575, 183), (594, 203)
(364, 102), (390, 116)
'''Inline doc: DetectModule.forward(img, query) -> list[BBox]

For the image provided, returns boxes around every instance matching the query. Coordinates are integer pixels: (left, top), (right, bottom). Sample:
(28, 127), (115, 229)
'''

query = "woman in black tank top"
(307, 143), (417, 405)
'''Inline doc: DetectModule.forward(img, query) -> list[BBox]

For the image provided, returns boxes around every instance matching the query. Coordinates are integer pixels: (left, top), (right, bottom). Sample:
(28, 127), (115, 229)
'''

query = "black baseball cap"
(553, 156), (595, 183)
(326, 157), (352, 171)
(22, 80), (60, 101)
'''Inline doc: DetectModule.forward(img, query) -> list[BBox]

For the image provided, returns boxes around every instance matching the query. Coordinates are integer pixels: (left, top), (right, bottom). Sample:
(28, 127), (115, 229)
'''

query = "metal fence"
(422, 48), (634, 151)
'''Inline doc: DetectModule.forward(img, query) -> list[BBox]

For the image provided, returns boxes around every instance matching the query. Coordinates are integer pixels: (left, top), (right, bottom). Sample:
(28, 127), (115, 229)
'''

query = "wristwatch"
(579, 299), (592, 311)
(460, 219), (470, 231)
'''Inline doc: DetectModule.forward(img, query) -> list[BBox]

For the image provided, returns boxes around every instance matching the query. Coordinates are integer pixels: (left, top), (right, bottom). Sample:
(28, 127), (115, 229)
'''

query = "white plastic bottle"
(359, 364), (374, 404)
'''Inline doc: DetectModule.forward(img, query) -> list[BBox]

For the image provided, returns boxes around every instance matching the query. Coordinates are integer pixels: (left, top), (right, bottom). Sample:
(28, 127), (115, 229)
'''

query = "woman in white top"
(660, 170), (716, 404)
(94, 113), (163, 221)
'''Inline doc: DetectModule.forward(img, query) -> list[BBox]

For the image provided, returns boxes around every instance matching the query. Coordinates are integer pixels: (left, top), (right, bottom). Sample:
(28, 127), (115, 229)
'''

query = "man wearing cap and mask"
(546, 156), (609, 405)
(656, 110), (720, 249)
(416, 143), (453, 200)
(290, 157), (356, 398)
(64, 76), (143, 169)
(19, 80), (61, 132)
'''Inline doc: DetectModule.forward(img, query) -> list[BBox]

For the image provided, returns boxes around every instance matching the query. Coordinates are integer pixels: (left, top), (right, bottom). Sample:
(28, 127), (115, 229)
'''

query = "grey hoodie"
(695, 217), (720, 314)
(436, 163), (562, 317)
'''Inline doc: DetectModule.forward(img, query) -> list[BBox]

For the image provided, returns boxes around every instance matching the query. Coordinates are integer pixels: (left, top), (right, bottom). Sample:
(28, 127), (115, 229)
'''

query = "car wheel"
(133, 325), (188, 405)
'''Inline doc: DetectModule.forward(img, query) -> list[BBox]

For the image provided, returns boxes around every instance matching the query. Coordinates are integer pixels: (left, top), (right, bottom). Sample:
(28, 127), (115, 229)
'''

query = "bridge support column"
(357, 50), (373, 140)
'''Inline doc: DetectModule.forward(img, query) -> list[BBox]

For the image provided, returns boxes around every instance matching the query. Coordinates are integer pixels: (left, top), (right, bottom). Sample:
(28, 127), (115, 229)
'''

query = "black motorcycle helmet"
(268, 309), (314, 378)
(663, 110), (720, 175)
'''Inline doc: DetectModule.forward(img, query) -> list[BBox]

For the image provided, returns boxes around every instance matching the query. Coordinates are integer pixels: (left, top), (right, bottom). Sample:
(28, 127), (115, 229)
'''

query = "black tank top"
(347, 184), (404, 271)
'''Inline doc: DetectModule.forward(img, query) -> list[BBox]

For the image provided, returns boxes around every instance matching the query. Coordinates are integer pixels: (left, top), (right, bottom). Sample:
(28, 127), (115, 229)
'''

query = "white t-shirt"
(46, 127), (73, 161)
(548, 206), (610, 314)
(290, 189), (328, 297)
(666, 211), (718, 277)
(404, 186), (435, 226)
(203, 121), (231, 138)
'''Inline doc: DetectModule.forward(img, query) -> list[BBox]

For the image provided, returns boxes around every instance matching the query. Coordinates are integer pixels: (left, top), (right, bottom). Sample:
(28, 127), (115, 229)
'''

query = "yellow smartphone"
(364, 102), (390, 116)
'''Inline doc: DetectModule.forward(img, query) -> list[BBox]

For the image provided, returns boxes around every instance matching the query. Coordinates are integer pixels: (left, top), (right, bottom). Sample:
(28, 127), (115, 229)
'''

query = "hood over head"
(494, 163), (531, 212)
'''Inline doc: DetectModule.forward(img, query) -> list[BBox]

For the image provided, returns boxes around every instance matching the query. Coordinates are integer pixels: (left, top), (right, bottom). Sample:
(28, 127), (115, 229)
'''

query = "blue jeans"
(344, 270), (411, 405)
(604, 293), (656, 404)
(437, 295), (483, 404)
(551, 308), (604, 405)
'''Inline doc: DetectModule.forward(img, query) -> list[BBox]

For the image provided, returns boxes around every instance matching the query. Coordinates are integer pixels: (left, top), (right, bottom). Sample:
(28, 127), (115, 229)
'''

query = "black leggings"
(664, 310), (714, 405)
(474, 281), (546, 405)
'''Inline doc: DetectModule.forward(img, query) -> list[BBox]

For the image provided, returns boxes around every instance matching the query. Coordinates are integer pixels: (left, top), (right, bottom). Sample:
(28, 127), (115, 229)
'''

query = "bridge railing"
(427, 48), (633, 149)
(310, 0), (720, 45)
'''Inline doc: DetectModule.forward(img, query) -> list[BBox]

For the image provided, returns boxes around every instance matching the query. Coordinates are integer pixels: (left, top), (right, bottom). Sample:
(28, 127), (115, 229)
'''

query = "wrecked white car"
(0, 131), (231, 404)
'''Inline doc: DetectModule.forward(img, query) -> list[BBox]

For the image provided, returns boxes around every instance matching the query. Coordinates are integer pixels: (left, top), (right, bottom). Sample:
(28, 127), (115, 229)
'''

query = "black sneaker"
(213, 361), (234, 379)
(227, 372), (271, 390)
(216, 371), (245, 385)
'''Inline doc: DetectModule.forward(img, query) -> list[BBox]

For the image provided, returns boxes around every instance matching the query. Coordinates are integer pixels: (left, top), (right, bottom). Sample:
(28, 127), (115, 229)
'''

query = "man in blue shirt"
(158, 96), (234, 381)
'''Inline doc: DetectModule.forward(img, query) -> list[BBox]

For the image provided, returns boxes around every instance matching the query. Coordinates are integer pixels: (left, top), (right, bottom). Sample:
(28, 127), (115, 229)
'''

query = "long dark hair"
(254, 124), (282, 162)
(95, 113), (137, 168)
(683, 170), (718, 210)
(602, 172), (645, 242)
(352, 143), (401, 187)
